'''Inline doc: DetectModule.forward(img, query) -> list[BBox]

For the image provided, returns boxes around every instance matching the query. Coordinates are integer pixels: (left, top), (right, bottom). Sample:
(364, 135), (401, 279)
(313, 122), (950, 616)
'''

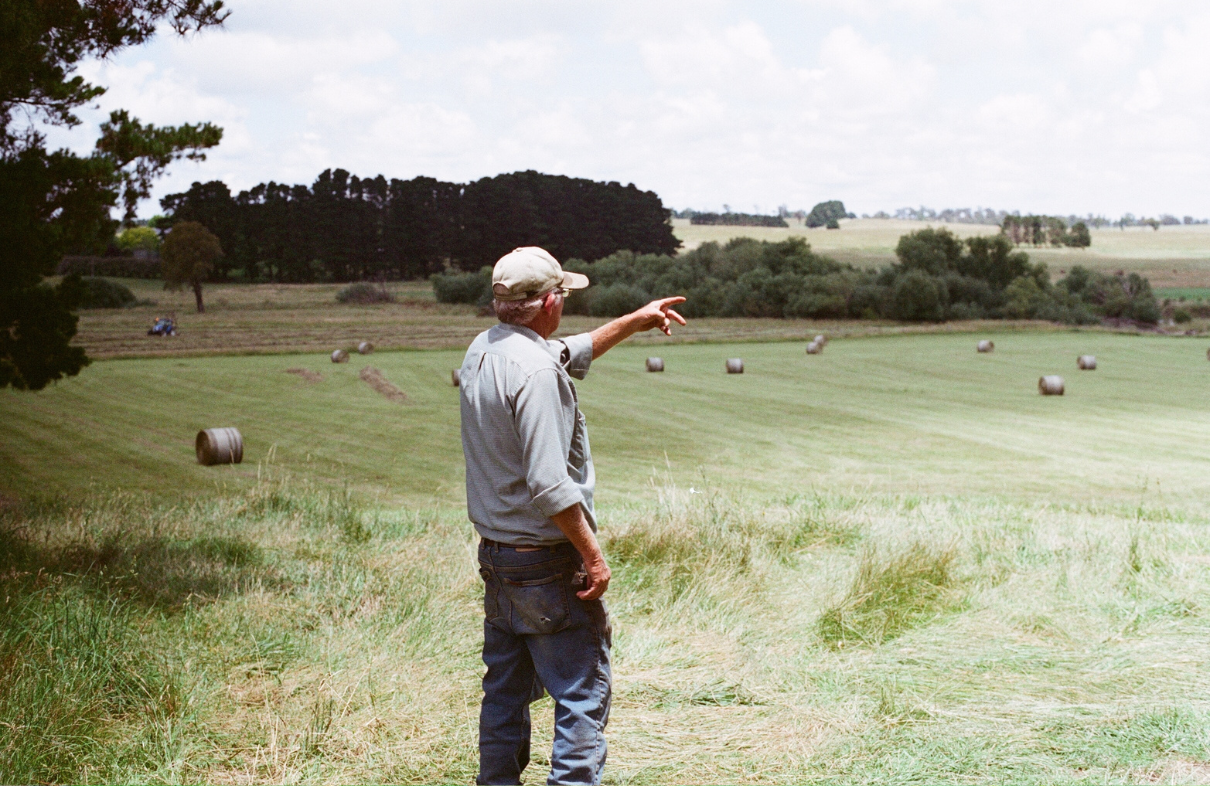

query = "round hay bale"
(331, 349), (349, 363)
(977, 340), (995, 353)
(726, 358), (744, 374)
(357, 341), (374, 355)
(646, 357), (664, 372)
(806, 341), (822, 355)
(813, 334), (827, 345)
(451, 368), (461, 387)
(196, 427), (243, 466)
(1038, 375), (1065, 396)
(1077, 355), (1096, 370)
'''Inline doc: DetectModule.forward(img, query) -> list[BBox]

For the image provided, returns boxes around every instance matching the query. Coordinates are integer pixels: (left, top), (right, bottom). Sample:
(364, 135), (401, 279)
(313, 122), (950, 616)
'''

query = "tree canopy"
(0, 0), (226, 390)
(161, 169), (680, 282)
(161, 221), (221, 312)
(805, 200), (853, 228)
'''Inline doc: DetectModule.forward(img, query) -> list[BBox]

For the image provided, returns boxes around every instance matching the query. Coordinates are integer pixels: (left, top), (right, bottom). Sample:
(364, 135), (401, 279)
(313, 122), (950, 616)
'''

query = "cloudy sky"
(52, 0), (1210, 218)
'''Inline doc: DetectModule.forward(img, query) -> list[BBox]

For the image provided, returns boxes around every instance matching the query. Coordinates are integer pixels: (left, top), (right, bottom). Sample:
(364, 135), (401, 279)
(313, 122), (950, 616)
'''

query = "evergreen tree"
(161, 169), (680, 281)
(1, 0), (226, 389)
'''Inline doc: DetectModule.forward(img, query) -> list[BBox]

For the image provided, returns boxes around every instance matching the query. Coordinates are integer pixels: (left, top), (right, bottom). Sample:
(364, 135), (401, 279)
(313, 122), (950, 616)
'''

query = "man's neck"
(526, 312), (558, 339)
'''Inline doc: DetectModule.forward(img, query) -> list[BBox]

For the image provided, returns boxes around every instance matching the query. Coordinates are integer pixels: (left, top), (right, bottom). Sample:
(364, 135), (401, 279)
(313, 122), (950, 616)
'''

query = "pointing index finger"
(657, 296), (687, 309)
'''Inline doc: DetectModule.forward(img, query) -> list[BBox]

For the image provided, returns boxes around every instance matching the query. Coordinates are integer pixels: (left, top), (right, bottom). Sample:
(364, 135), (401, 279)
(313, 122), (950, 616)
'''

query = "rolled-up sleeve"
(512, 368), (583, 518)
(556, 332), (594, 380)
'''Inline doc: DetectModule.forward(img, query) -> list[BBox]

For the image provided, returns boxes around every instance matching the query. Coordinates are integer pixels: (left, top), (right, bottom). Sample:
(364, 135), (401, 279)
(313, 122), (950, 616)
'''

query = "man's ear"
(543, 291), (559, 314)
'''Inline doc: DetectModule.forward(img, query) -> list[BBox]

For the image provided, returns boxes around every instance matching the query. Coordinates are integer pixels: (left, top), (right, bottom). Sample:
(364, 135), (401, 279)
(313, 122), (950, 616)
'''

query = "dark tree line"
(160, 169), (680, 282)
(1001, 215), (1091, 247)
(689, 212), (788, 227)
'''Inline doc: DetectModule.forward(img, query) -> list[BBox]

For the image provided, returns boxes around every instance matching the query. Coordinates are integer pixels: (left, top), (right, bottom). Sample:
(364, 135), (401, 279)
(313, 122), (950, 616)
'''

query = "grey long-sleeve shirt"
(459, 323), (596, 545)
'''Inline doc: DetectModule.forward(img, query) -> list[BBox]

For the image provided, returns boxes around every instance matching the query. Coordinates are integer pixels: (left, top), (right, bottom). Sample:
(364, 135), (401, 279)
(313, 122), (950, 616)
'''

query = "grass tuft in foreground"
(0, 585), (180, 784)
(817, 541), (960, 648)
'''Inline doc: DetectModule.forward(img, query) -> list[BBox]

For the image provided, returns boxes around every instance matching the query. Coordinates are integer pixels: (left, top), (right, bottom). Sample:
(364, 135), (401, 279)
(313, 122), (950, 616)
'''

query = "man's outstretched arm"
(550, 503), (610, 600)
(589, 297), (687, 360)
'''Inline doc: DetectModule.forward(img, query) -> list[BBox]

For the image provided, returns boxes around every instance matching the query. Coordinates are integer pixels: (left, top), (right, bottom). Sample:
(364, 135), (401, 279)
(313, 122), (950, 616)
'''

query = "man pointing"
(460, 246), (685, 785)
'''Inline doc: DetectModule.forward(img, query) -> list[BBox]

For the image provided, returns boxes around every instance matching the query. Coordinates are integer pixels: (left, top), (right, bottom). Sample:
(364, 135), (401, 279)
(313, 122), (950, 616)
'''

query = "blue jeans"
(477, 541), (612, 785)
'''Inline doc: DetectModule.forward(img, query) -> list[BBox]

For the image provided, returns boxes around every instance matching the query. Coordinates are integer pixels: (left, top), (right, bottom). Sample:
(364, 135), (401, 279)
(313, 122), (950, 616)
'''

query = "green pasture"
(6, 329), (1210, 784)
(1157, 287), (1210, 302)
(3, 331), (1209, 509)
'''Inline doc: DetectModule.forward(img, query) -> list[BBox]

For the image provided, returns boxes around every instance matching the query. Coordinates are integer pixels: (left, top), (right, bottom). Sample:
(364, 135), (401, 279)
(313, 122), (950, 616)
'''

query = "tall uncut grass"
(4, 475), (1210, 784)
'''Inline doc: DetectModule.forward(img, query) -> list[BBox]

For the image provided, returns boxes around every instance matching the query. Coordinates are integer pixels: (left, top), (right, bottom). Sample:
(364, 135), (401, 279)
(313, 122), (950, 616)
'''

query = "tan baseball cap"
(491, 246), (590, 302)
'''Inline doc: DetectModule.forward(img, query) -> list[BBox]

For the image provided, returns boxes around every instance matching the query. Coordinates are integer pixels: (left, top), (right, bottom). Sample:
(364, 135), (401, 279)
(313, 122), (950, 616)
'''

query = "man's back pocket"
(502, 573), (571, 635)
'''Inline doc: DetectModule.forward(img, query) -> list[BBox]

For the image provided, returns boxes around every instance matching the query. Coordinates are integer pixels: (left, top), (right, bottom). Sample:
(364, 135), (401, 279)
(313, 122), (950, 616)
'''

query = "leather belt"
(480, 537), (567, 551)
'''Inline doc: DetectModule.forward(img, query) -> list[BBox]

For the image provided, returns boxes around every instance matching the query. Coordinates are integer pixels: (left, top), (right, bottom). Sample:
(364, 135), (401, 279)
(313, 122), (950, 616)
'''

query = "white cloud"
(1077, 25), (1143, 70)
(167, 30), (399, 96)
(640, 22), (783, 88)
(56, 0), (1210, 218)
(810, 26), (934, 116)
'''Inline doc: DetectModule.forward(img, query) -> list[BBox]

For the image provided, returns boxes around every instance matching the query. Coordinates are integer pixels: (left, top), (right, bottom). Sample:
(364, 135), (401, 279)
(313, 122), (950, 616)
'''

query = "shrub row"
(431, 268), (492, 307)
(431, 229), (1160, 325)
(335, 282), (395, 304)
(78, 277), (137, 309)
(57, 256), (161, 279)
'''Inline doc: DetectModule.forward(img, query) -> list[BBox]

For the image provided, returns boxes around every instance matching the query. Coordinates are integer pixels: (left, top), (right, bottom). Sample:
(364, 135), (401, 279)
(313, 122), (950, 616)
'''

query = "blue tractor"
(148, 316), (178, 336)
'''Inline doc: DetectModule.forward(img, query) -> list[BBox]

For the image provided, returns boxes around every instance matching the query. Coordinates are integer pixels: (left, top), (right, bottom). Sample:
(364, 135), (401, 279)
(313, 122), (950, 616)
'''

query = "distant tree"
(961, 234), (1033, 289)
(160, 180), (240, 276)
(1056, 265), (1160, 324)
(805, 200), (849, 228)
(1066, 221), (1091, 248)
(162, 221), (222, 312)
(116, 225), (159, 254)
(1, 0), (226, 390)
(894, 227), (964, 275)
(1001, 276), (1054, 319)
(889, 270), (945, 321)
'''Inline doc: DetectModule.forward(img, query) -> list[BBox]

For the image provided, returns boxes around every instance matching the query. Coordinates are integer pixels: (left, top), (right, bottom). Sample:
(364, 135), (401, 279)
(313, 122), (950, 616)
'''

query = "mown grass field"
(5, 332), (1210, 506)
(72, 277), (1113, 360)
(65, 217), (1210, 363)
(4, 331), (1210, 784)
(1157, 287), (1210, 303)
(675, 218), (1210, 289)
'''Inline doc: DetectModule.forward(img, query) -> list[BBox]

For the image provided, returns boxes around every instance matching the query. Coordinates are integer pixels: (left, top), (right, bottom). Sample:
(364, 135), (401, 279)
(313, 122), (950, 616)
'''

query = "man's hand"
(578, 551), (611, 600)
(591, 296), (688, 359)
(631, 296), (687, 336)
(550, 502), (611, 600)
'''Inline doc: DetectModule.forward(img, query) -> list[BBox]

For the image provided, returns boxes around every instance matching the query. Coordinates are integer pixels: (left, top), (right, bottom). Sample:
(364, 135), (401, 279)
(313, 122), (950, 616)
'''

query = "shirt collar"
(495, 322), (544, 343)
